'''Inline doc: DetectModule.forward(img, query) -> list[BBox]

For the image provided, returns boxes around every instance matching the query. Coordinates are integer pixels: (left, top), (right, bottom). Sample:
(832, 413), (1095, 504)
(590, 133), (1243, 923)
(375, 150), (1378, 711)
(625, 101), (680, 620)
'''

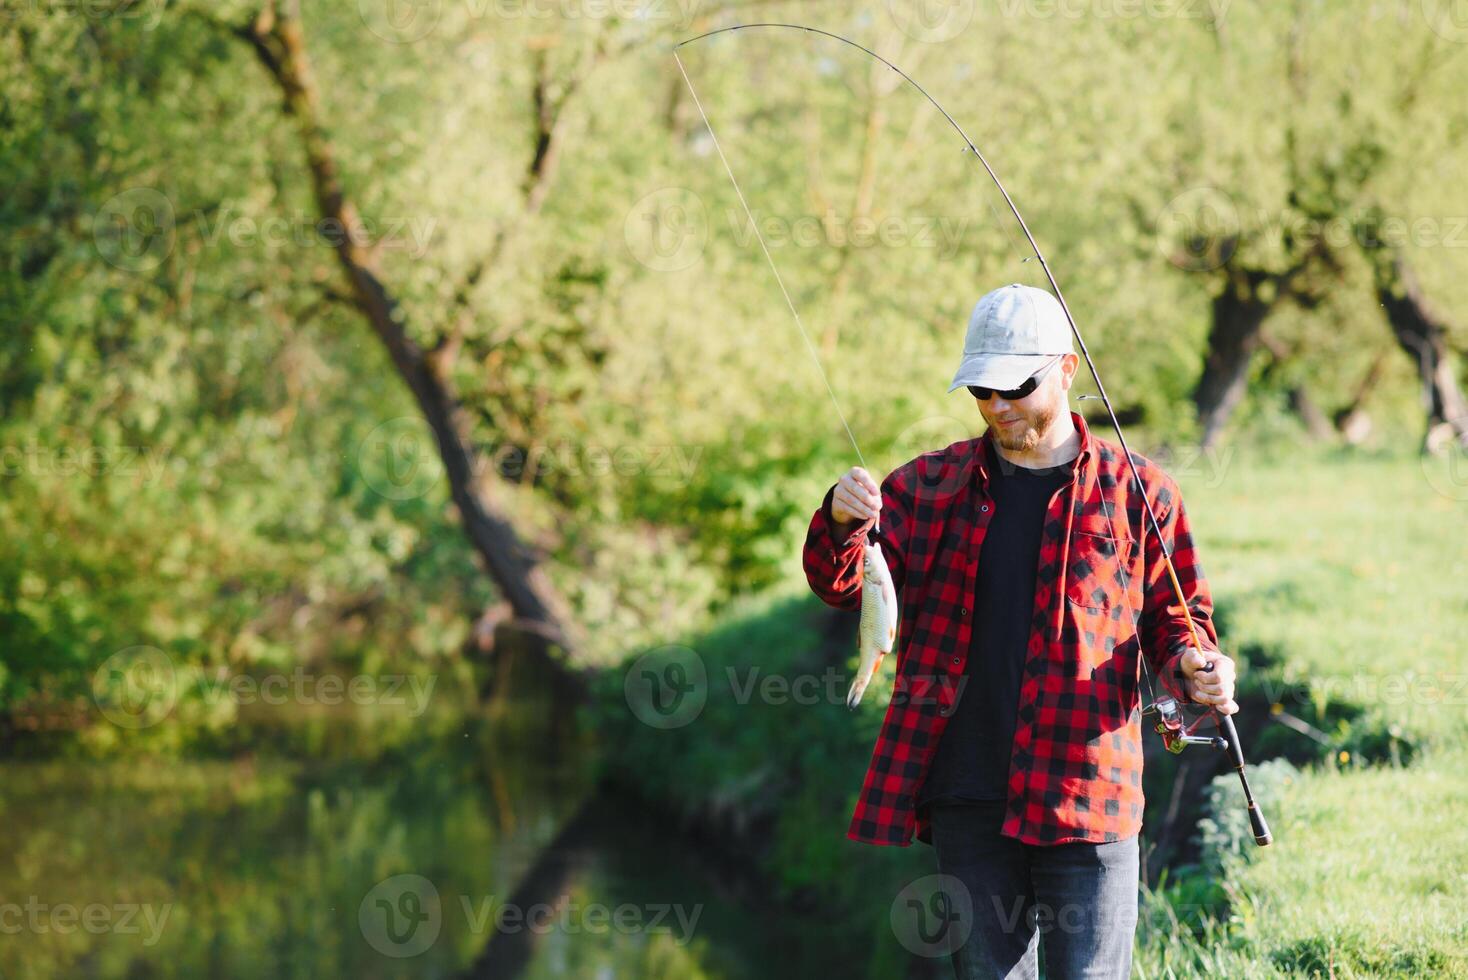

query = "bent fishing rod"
(673, 23), (1270, 847)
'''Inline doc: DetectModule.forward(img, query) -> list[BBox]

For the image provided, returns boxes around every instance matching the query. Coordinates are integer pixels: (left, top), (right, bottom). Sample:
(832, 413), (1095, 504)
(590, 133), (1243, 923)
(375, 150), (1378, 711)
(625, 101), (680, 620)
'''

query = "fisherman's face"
(975, 354), (1078, 452)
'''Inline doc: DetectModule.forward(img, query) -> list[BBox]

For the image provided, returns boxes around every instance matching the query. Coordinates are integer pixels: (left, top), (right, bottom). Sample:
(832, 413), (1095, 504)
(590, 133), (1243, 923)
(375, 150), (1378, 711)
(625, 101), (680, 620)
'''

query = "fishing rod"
(674, 23), (1270, 847)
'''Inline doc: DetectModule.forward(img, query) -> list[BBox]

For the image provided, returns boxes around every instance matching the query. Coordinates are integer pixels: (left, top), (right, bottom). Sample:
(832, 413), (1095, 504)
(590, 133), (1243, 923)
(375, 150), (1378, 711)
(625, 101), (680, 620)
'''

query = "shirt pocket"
(1065, 528), (1141, 619)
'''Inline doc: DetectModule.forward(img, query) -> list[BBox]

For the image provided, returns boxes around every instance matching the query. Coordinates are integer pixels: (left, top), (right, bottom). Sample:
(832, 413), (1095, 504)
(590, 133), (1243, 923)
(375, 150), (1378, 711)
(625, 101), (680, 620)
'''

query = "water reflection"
(0, 679), (857, 978)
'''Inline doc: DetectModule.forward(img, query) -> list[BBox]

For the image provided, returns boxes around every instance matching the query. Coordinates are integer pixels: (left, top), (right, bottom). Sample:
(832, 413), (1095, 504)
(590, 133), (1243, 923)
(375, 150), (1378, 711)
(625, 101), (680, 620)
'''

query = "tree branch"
(230, 0), (588, 665)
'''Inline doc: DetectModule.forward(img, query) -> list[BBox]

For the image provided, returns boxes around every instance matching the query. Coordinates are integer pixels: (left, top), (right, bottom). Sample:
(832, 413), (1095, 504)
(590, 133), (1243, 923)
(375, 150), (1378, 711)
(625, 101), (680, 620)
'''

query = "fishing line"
(674, 26), (1041, 535)
(674, 23), (1270, 847)
(673, 46), (881, 530)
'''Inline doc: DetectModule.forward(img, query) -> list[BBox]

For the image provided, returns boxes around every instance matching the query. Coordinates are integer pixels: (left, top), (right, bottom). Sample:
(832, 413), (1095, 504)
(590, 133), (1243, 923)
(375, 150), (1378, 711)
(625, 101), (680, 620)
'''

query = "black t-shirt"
(917, 452), (1073, 808)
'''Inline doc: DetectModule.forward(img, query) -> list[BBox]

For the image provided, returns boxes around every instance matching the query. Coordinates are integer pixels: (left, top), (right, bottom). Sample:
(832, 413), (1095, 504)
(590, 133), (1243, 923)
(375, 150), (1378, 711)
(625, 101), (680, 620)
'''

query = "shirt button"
(960, 607), (969, 616)
(951, 656), (961, 665)
(980, 504), (990, 513)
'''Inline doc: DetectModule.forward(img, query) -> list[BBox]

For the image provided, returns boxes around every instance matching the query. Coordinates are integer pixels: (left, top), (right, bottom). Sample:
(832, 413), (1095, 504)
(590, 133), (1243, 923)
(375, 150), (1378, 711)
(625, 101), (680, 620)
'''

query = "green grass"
(1183, 449), (1468, 756)
(1135, 745), (1468, 978)
(1235, 743), (1468, 976)
(1114, 448), (1468, 978)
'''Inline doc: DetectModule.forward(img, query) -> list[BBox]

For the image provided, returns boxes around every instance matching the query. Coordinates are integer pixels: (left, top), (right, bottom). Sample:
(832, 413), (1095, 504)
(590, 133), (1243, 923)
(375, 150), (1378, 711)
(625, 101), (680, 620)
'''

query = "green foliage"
(2, 3), (1467, 975)
(1194, 758), (1300, 877)
(6, 1), (1468, 725)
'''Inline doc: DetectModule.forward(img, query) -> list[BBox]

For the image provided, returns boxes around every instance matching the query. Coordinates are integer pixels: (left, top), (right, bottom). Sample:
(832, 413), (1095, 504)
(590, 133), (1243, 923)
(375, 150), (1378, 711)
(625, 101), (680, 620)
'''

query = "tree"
(1359, 238), (1468, 452)
(1147, 0), (1468, 447)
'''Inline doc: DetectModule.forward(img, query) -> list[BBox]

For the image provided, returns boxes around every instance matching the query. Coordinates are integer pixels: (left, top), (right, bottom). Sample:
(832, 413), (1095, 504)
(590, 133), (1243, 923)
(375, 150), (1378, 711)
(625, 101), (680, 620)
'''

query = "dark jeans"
(929, 801), (1139, 979)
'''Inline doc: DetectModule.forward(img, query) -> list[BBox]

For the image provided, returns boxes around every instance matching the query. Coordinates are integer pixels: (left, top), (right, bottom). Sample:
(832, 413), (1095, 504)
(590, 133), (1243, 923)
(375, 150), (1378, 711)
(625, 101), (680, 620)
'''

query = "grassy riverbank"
(592, 448), (1468, 977)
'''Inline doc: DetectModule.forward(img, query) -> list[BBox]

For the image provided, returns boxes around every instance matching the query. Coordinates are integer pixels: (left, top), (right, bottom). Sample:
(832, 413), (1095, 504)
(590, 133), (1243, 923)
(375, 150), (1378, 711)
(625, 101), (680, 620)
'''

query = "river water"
(0, 671), (855, 978)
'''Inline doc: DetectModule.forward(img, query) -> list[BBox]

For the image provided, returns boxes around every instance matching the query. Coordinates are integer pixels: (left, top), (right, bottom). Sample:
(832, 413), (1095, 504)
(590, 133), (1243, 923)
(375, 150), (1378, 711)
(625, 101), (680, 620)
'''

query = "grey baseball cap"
(947, 283), (1075, 392)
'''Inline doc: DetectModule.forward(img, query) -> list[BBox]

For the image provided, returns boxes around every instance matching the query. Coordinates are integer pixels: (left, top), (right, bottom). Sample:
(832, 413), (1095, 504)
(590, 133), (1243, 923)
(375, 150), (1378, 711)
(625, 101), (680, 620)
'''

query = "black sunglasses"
(967, 357), (1061, 401)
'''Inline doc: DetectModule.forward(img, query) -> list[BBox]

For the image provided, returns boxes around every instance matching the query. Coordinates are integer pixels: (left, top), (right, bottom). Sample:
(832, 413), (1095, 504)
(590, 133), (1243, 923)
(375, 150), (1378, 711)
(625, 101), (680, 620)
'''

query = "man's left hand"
(1180, 648), (1238, 715)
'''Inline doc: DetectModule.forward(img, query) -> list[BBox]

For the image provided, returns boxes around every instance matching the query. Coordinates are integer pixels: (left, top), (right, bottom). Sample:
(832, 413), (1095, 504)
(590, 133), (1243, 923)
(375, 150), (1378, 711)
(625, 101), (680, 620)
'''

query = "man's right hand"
(831, 466), (882, 526)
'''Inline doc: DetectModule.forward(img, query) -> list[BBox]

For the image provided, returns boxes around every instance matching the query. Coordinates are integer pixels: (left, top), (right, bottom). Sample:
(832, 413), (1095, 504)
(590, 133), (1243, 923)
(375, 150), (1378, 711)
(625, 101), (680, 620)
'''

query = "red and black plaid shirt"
(803, 412), (1219, 847)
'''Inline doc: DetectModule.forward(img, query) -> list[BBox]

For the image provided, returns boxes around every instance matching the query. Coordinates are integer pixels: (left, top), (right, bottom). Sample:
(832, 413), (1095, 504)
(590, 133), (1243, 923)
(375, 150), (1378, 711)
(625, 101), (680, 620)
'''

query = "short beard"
(994, 401), (1058, 453)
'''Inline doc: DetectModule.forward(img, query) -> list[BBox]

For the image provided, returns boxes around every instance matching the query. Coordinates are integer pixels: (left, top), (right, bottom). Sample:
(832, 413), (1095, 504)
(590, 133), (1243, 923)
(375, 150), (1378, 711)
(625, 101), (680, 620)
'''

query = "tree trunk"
(1332, 348), (1388, 445)
(1372, 253), (1468, 453)
(1193, 268), (1273, 449)
(236, 2), (586, 668)
(463, 795), (601, 979)
(1287, 386), (1334, 441)
(1258, 331), (1334, 441)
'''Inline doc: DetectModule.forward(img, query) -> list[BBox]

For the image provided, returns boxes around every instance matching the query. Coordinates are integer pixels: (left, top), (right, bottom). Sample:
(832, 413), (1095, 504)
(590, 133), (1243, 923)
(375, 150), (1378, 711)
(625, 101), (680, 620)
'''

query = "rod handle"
(1248, 801), (1274, 847)
(1215, 713), (1273, 846)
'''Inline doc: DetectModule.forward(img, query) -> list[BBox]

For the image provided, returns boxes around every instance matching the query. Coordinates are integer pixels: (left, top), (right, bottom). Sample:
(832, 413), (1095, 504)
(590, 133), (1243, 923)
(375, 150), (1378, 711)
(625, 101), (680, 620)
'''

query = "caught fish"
(847, 538), (898, 709)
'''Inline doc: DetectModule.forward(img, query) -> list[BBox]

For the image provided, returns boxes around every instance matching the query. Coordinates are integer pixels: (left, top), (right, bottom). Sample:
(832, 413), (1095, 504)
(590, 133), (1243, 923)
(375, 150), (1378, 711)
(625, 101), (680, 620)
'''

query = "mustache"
(987, 404), (1058, 440)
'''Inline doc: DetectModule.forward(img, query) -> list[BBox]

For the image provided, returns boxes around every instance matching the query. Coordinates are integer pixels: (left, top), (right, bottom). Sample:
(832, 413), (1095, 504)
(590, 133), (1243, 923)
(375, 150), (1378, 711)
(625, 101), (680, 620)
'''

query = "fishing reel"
(1143, 693), (1272, 845)
(1144, 696), (1229, 754)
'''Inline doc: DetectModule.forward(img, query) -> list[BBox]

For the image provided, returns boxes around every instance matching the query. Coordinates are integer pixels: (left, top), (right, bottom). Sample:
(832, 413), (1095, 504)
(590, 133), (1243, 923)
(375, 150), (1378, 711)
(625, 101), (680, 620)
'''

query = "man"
(802, 283), (1238, 978)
